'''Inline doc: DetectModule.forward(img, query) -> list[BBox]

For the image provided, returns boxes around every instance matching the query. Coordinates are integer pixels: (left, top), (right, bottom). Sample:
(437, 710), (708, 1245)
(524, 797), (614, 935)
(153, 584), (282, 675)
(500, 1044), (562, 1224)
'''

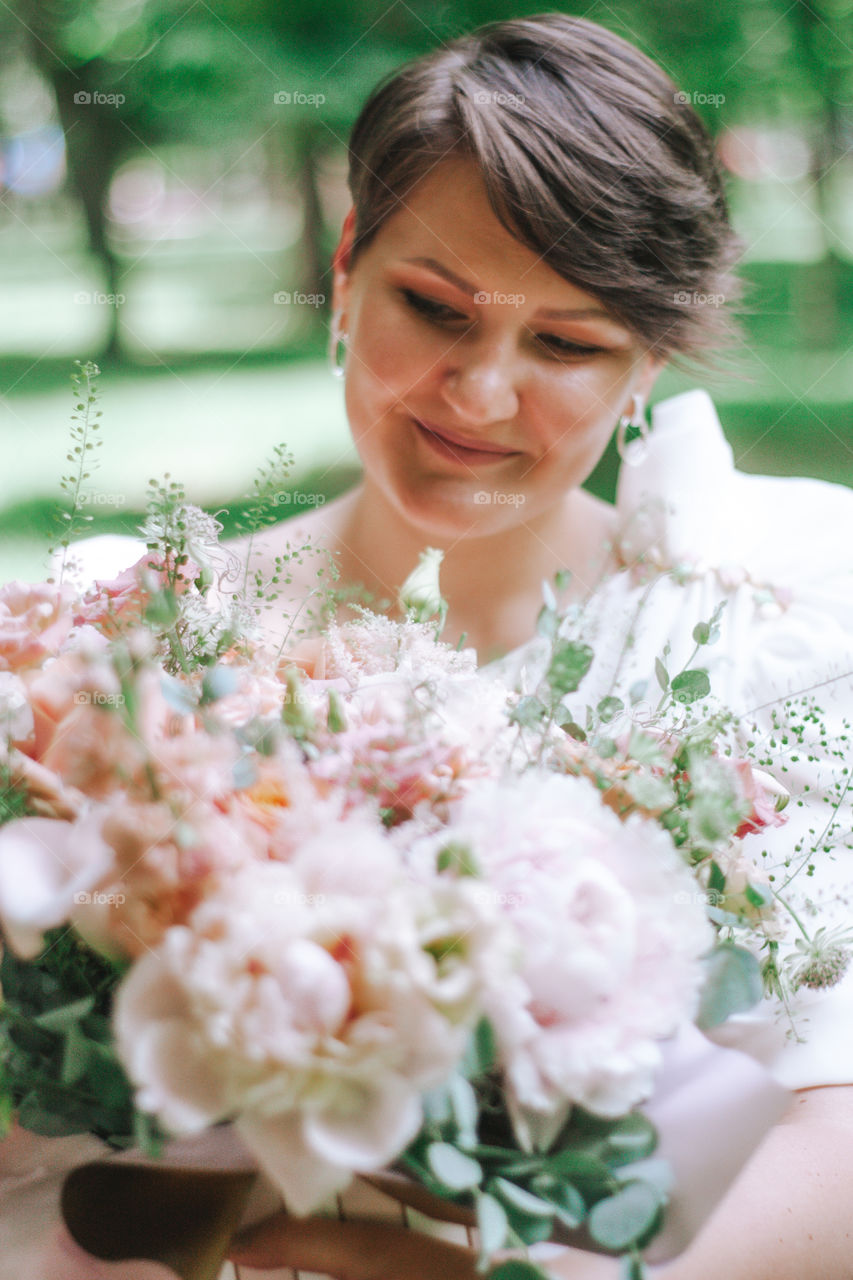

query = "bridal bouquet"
(0, 366), (798, 1277)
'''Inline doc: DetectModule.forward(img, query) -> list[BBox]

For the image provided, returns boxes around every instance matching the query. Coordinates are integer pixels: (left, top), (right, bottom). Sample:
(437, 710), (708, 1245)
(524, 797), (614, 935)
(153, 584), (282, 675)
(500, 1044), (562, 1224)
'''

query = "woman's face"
(333, 155), (663, 539)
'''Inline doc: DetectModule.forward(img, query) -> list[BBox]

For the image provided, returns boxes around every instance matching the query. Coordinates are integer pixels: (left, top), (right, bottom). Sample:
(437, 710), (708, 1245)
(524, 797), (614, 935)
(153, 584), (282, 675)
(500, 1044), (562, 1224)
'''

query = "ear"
(626, 353), (666, 417)
(331, 207), (356, 321)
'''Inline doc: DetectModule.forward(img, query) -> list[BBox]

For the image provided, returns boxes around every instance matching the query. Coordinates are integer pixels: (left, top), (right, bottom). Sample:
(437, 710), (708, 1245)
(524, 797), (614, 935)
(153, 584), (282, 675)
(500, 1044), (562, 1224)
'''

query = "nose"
(440, 338), (519, 426)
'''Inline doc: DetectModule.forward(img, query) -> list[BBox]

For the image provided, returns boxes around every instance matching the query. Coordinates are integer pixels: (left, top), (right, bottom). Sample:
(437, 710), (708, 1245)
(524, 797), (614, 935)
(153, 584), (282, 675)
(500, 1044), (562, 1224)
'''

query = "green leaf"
(159, 675), (196, 715)
(34, 997), (94, 1033)
(696, 942), (763, 1030)
(486, 1264), (552, 1280)
(476, 1191), (508, 1256)
(596, 696), (624, 725)
(437, 841), (480, 878)
(426, 1142), (483, 1192)
(587, 1181), (662, 1251)
(545, 1148), (611, 1192)
(670, 669), (711, 705)
(490, 1178), (555, 1219)
(546, 642), (594, 697)
(200, 666), (239, 704)
(327, 689), (347, 733)
(692, 621), (711, 645)
(613, 1158), (673, 1198)
(541, 579), (558, 612)
(654, 657), (669, 692)
(602, 1113), (657, 1165)
(449, 1074), (479, 1145)
(509, 696), (549, 728)
(529, 1177), (586, 1228)
(60, 1021), (92, 1086)
(628, 679), (648, 706)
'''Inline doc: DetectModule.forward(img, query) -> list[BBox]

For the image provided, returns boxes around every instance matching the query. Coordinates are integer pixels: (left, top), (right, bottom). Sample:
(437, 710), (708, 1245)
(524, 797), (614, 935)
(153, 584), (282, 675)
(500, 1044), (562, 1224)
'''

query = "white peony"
(412, 770), (714, 1143)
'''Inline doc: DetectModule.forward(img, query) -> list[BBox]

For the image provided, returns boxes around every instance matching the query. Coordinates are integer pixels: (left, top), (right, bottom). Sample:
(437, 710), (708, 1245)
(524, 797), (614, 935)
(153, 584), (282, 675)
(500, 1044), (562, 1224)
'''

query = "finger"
(229, 1214), (475, 1280)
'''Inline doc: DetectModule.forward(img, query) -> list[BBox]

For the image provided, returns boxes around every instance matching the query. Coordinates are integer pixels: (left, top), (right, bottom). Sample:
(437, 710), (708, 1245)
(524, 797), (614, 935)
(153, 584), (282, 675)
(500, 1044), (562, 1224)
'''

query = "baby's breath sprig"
(51, 360), (103, 584)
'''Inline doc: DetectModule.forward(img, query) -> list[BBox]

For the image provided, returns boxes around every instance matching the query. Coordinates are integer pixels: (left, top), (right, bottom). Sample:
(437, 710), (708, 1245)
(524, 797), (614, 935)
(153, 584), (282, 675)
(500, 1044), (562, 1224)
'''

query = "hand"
(229, 1212), (478, 1280)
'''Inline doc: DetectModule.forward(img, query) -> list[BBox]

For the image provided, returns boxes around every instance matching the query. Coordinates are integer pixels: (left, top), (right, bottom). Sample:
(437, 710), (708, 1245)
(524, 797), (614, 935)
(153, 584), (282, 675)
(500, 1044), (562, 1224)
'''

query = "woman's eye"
(400, 289), (467, 323)
(537, 334), (607, 358)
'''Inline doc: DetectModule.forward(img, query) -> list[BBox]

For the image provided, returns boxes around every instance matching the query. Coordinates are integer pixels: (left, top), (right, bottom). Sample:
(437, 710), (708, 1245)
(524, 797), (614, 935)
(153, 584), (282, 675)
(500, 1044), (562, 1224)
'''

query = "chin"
(389, 476), (529, 542)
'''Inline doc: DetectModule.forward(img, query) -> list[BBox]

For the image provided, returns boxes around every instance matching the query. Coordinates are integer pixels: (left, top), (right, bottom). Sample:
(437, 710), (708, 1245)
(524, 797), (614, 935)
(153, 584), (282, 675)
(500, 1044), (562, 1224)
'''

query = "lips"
(414, 419), (519, 461)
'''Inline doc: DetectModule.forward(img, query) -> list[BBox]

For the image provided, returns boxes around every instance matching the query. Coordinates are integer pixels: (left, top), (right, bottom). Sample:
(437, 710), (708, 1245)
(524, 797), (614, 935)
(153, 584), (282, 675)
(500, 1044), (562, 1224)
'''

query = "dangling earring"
(329, 310), (348, 378)
(616, 392), (649, 466)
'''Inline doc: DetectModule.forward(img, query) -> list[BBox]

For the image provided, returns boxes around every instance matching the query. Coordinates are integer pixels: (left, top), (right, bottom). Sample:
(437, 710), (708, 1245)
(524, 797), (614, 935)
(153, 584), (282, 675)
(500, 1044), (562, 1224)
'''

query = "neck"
(331, 481), (617, 660)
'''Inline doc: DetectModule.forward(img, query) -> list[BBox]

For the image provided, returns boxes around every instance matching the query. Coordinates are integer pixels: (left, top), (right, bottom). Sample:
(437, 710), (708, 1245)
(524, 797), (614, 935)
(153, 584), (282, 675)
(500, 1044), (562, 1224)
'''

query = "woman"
(225, 12), (853, 1280)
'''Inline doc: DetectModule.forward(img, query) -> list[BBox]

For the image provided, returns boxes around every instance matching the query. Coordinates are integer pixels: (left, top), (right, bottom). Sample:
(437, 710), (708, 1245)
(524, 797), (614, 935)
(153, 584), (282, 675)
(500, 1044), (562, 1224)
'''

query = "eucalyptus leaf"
(546, 641), (594, 697)
(200, 665), (239, 703)
(587, 1181), (662, 1251)
(486, 1263), (553, 1280)
(670, 669), (711, 705)
(491, 1177), (556, 1218)
(696, 942), (763, 1029)
(596, 696), (624, 725)
(509, 696), (549, 728)
(654, 657), (669, 692)
(426, 1142), (483, 1191)
(476, 1191), (509, 1256)
(602, 1113), (657, 1165)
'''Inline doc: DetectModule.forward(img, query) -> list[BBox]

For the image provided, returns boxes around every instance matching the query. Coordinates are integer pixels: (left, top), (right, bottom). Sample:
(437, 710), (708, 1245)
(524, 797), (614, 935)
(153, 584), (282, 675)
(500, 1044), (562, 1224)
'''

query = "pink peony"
(114, 820), (504, 1212)
(0, 581), (76, 672)
(733, 761), (789, 838)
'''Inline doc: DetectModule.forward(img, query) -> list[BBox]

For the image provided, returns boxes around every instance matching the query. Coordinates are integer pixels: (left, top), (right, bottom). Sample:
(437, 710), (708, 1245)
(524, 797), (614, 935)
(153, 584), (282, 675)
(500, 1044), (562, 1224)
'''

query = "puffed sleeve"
(614, 389), (853, 1089)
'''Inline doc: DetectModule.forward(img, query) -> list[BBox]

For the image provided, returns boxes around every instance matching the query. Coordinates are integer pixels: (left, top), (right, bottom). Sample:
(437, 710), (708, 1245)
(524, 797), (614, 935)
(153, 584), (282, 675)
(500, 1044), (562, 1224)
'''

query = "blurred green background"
(1, 0), (852, 581)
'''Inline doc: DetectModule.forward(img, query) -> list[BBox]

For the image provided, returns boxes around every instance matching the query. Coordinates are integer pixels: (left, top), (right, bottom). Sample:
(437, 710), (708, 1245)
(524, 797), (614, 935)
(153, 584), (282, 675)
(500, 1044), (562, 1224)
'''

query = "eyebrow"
(401, 256), (617, 322)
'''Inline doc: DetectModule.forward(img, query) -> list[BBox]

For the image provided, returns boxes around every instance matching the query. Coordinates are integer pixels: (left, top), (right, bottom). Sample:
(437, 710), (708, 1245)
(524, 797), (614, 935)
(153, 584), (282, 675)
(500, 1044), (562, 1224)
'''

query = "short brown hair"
(346, 13), (743, 363)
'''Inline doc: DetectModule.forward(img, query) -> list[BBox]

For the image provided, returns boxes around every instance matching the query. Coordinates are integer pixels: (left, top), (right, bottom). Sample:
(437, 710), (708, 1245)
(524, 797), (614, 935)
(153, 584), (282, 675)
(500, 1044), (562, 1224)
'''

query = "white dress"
(4, 388), (853, 1279)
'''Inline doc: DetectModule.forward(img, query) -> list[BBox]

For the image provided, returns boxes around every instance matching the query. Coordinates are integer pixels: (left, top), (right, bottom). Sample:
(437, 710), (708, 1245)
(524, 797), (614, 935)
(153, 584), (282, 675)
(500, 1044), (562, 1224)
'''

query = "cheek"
(344, 298), (436, 430)
(528, 368), (627, 468)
